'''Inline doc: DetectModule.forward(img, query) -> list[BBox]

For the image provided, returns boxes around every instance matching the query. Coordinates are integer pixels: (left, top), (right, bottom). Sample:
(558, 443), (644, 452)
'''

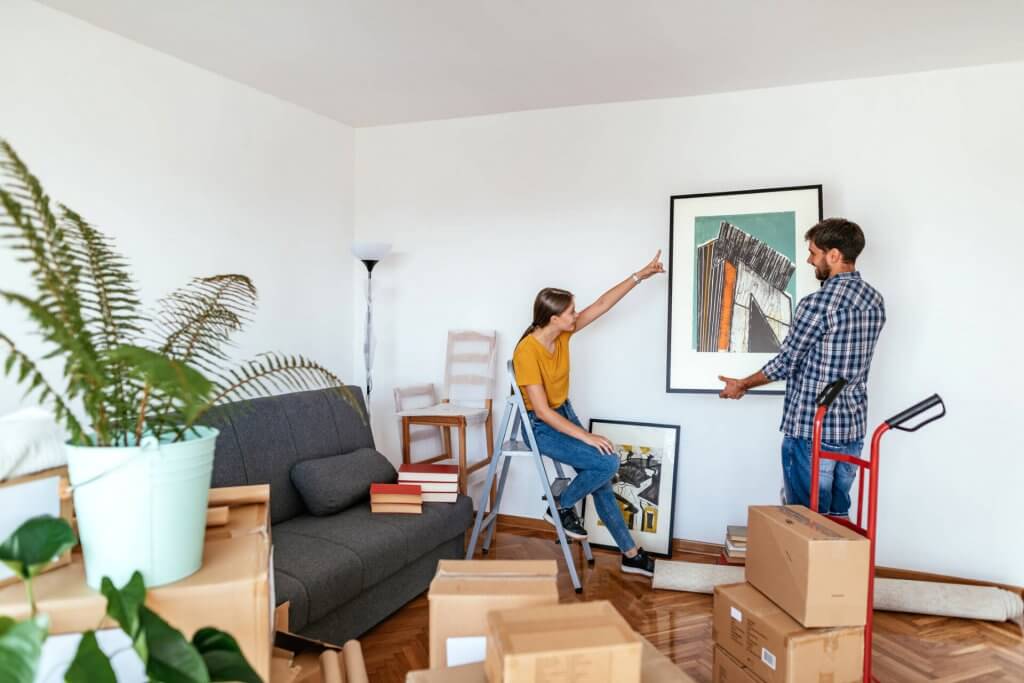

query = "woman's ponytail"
(518, 288), (574, 343)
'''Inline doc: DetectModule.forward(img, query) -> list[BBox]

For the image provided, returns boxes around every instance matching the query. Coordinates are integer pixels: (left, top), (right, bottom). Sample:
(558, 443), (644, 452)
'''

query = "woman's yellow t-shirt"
(513, 331), (571, 412)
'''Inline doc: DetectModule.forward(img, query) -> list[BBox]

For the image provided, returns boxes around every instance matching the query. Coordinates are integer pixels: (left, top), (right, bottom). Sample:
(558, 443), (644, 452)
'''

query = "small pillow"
(290, 448), (397, 516)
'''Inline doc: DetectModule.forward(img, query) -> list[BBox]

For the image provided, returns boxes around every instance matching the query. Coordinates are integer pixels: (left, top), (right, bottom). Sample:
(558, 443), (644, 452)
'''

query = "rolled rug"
(652, 560), (744, 594)
(653, 560), (1024, 626)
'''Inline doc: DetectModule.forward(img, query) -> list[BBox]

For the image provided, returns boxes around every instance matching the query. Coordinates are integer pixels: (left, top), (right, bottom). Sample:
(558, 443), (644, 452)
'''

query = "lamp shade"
(352, 242), (392, 261)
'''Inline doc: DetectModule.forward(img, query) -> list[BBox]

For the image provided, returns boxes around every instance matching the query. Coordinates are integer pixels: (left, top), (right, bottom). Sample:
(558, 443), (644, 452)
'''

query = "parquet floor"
(358, 528), (1024, 682)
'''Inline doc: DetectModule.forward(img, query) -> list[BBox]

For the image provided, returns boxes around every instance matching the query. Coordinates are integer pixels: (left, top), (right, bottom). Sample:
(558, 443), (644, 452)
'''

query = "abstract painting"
(582, 419), (679, 558)
(668, 186), (822, 393)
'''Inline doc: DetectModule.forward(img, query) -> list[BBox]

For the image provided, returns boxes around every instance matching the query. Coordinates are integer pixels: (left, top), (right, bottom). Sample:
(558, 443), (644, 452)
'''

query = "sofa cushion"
(272, 495), (474, 625)
(290, 448), (397, 516)
(204, 386), (372, 524)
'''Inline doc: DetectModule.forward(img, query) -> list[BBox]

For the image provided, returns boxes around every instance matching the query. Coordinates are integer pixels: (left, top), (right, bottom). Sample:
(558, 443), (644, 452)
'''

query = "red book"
(370, 483), (422, 505)
(397, 464), (459, 483)
(370, 483), (422, 496)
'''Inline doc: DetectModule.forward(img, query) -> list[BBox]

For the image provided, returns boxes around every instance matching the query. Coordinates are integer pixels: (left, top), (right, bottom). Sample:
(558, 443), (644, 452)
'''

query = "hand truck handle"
(885, 394), (946, 432)
(816, 378), (848, 407)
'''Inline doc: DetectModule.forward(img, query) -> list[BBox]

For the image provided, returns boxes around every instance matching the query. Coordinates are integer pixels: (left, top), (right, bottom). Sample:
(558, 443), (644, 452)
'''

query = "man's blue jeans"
(782, 436), (864, 517)
(527, 401), (636, 553)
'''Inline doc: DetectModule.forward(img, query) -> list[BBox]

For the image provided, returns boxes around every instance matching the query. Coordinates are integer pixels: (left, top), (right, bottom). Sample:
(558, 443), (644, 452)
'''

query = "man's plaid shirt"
(762, 271), (886, 442)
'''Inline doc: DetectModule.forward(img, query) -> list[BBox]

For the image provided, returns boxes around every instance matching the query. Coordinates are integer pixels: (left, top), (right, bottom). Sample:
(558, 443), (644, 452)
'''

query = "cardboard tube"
(342, 640), (369, 683)
(320, 650), (345, 683)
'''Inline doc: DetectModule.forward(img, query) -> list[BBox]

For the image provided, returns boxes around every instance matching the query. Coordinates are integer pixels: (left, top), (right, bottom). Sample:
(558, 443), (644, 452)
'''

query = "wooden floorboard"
(358, 528), (1024, 682)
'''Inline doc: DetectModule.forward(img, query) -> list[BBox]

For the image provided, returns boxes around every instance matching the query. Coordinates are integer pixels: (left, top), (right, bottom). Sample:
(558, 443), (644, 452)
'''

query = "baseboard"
(493, 513), (1024, 597)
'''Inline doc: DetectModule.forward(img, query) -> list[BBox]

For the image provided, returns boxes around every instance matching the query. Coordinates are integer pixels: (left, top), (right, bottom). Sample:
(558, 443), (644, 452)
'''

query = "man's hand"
(635, 250), (665, 281)
(719, 375), (747, 400)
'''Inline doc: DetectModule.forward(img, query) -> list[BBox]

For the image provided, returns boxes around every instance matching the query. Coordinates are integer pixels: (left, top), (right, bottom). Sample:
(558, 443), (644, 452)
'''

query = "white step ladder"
(465, 361), (594, 592)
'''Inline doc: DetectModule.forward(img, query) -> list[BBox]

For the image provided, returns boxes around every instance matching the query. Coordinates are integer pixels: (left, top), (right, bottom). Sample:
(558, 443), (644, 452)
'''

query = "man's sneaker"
(543, 507), (588, 540)
(621, 547), (655, 578)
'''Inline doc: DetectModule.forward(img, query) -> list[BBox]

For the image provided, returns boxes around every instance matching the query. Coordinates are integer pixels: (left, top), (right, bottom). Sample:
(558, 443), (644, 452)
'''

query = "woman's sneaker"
(543, 507), (588, 540)
(621, 547), (655, 577)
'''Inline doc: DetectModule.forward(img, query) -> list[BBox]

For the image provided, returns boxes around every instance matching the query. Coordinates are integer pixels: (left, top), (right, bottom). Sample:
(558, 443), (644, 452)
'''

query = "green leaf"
(192, 628), (262, 683)
(139, 606), (209, 683)
(64, 630), (117, 683)
(101, 571), (146, 641)
(0, 515), (76, 580)
(106, 345), (214, 424)
(0, 615), (48, 683)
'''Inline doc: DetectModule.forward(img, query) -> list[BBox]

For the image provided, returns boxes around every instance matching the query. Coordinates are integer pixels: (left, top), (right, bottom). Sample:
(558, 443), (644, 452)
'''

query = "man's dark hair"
(805, 218), (865, 263)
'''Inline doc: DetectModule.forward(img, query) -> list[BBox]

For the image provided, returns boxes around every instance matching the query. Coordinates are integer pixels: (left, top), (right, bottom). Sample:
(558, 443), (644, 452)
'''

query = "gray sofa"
(204, 386), (474, 643)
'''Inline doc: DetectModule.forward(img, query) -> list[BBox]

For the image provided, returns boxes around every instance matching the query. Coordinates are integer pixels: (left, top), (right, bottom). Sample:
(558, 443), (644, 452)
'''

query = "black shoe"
(544, 506), (588, 540)
(621, 547), (655, 578)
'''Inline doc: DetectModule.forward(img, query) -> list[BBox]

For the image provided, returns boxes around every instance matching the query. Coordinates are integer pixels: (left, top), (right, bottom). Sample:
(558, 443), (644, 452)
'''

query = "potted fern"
(0, 139), (354, 590)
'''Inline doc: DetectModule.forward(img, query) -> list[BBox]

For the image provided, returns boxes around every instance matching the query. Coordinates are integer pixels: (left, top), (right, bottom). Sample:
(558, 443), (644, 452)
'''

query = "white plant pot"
(66, 427), (218, 590)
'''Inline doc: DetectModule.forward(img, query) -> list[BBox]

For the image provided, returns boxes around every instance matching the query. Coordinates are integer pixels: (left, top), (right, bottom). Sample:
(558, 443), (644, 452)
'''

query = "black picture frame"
(666, 184), (824, 394)
(581, 418), (681, 558)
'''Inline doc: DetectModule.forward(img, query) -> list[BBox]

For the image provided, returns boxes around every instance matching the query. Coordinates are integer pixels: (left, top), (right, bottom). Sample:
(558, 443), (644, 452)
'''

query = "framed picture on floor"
(582, 419), (680, 558)
(667, 185), (823, 394)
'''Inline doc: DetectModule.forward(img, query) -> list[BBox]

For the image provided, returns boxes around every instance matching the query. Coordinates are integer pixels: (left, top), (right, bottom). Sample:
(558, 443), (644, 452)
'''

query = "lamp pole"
(361, 258), (378, 414)
(351, 242), (391, 418)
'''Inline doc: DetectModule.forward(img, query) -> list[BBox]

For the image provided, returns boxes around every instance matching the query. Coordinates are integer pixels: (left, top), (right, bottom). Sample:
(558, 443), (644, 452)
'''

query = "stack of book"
(397, 463), (459, 503)
(370, 483), (422, 514)
(720, 525), (747, 565)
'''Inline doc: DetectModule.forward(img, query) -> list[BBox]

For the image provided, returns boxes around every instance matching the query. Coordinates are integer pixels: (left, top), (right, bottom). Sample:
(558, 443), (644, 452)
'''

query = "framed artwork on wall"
(582, 418), (680, 558)
(666, 185), (823, 394)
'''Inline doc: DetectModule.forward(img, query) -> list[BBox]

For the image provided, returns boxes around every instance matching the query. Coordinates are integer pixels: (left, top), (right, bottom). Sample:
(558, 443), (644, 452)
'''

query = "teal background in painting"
(691, 211), (797, 349)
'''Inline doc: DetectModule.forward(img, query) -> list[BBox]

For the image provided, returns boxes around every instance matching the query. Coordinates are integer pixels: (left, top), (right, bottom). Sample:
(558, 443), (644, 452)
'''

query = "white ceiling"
(36, 0), (1024, 127)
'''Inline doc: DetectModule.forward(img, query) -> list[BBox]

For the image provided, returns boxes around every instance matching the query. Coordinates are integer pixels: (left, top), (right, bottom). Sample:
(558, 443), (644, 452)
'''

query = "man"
(719, 218), (885, 517)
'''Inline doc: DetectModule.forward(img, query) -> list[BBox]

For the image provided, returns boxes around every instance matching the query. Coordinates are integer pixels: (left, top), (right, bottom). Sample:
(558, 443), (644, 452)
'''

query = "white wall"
(0, 0), (355, 421)
(355, 62), (1024, 586)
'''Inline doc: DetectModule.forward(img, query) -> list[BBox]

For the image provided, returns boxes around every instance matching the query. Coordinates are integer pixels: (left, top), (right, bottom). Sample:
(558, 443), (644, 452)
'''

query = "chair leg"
(401, 417), (411, 465)
(442, 426), (453, 462)
(466, 453), (503, 560)
(466, 400), (514, 560)
(458, 421), (468, 497)
(485, 411), (496, 510)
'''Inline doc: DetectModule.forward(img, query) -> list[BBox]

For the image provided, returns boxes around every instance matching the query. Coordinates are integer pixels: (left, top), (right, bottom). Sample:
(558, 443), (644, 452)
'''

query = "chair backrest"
(393, 383), (444, 459)
(444, 330), (498, 403)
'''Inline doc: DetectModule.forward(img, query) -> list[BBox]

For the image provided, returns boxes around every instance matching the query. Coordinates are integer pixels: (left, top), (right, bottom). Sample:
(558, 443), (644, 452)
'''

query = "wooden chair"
(394, 330), (498, 504)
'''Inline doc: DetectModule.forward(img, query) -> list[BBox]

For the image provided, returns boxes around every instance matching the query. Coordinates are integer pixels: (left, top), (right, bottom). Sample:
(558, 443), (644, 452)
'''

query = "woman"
(513, 251), (665, 577)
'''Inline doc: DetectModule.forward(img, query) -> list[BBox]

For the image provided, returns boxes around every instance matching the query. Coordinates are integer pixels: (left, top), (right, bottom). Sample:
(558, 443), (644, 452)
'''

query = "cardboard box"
(206, 484), (272, 541)
(0, 529), (273, 681)
(406, 637), (696, 682)
(712, 582), (864, 683)
(746, 506), (870, 627)
(271, 631), (369, 683)
(428, 560), (559, 668)
(0, 466), (74, 588)
(485, 600), (642, 683)
(712, 646), (759, 683)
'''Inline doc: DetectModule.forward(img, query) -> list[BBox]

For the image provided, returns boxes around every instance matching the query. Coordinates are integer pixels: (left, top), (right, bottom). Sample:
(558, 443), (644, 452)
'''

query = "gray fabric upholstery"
(290, 448), (397, 516)
(203, 387), (473, 642)
(204, 387), (373, 524)
(298, 535), (464, 643)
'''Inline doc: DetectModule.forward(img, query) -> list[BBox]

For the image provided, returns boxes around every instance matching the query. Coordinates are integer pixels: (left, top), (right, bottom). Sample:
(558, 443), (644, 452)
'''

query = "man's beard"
(814, 263), (830, 281)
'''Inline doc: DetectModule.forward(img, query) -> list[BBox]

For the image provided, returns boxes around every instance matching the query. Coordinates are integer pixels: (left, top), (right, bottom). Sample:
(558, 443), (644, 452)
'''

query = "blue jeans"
(782, 436), (863, 517)
(527, 401), (637, 554)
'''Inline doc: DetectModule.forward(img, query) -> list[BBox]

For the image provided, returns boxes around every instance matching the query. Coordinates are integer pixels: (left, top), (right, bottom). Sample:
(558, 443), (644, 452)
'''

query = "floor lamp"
(352, 242), (391, 416)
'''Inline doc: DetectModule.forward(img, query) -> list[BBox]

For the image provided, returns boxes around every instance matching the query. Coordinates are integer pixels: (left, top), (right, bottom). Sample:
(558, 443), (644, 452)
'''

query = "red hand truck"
(810, 379), (946, 682)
